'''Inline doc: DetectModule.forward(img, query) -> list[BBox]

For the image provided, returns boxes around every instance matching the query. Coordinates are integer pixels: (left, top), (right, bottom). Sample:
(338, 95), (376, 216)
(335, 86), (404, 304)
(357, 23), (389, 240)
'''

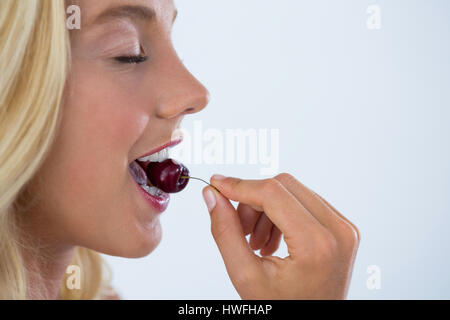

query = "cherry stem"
(180, 176), (220, 192)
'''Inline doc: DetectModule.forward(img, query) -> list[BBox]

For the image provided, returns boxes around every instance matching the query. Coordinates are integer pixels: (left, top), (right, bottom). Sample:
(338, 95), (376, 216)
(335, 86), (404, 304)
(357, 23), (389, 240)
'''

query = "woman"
(0, 0), (360, 299)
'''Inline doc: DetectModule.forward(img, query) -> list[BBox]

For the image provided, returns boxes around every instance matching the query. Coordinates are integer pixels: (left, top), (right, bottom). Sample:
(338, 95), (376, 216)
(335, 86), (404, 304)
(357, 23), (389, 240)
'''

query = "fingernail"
(203, 189), (217, 213)
(211, 174), (226, 181)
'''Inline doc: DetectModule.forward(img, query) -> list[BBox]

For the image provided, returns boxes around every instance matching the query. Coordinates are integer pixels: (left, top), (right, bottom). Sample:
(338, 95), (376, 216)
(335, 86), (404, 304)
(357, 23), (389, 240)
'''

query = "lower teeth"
(140, 184), (165, 197)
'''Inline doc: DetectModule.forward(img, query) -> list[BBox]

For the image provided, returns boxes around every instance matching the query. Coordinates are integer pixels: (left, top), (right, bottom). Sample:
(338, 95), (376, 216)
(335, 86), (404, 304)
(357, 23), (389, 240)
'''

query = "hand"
(202, 173), (360, 299)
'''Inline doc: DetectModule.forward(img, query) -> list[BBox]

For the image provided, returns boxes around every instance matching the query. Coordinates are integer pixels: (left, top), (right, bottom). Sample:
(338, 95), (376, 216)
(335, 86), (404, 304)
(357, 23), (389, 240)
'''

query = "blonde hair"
(0, 0), (112, 299)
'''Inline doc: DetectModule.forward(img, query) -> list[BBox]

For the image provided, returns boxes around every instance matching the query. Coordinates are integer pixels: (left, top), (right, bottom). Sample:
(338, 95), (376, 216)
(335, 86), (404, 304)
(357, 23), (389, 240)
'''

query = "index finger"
(210, 175), (326, 248)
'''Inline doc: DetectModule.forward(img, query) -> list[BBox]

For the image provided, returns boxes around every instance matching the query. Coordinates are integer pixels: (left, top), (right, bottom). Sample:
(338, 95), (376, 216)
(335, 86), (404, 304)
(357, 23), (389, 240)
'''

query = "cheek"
(39, 61), (152, 246)
(60, 66), (148, 193)
(68, 64), (149, 155)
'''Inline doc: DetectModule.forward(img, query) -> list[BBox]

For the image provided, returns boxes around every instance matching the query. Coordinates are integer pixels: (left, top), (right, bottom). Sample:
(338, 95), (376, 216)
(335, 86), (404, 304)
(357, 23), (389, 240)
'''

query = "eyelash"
(114, 55), (148, 64)
(114, 45), (148, 64)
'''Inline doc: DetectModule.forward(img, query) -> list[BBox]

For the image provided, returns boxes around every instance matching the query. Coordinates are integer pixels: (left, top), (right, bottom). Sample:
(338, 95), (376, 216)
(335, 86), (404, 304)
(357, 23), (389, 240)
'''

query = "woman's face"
(26, 0), (209, 258)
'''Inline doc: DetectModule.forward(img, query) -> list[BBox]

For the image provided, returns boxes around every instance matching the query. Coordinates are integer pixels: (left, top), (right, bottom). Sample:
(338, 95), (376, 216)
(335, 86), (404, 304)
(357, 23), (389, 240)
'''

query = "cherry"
(146, 159), (190, 193)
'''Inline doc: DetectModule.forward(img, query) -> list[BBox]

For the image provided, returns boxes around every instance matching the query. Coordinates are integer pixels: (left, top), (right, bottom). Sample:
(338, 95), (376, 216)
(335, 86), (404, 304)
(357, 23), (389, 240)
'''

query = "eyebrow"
(90, 5), (178, 27)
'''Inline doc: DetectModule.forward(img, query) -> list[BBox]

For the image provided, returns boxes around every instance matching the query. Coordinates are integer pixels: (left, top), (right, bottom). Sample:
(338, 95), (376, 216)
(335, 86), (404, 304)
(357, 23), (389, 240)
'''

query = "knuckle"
(230, 177), (243, 189)
(275, 172), (295, 182)
(261, 178), (283, 195)
(339, 222), (361, 251)
(352, 223), (361, 242)
(275, 172), (299, 190)
(275, 172), (297, 186)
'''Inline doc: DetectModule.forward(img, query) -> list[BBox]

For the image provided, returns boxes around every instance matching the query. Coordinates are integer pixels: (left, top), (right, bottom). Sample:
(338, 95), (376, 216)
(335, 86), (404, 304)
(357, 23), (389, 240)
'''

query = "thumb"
(202, 186), (260, 282)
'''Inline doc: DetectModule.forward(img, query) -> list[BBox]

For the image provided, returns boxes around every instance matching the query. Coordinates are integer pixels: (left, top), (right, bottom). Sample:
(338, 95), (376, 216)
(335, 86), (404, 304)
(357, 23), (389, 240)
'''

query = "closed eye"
(114, 55), (148, 64)
(114, 44), (148, 64)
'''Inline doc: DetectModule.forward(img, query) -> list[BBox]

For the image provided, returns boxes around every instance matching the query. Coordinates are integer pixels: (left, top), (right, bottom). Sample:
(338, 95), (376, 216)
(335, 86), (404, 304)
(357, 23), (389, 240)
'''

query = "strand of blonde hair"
(0, 0), (112, 300)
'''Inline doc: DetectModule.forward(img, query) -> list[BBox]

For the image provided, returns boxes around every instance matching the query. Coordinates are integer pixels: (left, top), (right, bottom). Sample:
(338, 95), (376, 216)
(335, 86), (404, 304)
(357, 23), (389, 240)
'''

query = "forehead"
(74, 0), (176, 27)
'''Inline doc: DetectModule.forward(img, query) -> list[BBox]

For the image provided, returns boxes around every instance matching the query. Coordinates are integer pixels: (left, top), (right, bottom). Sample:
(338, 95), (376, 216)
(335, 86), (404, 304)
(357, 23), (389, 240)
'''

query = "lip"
(136, 137), (183, 160)
(130, 135), (183, 213)
(133, 180), (170, 214)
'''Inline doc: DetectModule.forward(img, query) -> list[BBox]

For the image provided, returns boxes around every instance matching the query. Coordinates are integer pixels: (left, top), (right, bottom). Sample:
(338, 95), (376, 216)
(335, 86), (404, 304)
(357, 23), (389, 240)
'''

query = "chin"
(92, 218), (163, 259)
(119, 220), (163, 258)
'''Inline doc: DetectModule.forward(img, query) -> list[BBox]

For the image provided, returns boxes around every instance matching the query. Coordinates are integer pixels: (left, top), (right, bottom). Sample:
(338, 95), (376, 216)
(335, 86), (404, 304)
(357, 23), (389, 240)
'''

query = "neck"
(21, 243), (76, 300)
(14, 206), (76, 300)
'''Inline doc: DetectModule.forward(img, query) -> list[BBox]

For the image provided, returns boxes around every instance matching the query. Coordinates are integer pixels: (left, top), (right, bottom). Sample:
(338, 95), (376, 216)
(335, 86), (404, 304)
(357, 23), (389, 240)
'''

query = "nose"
(155, 57), (210, 119)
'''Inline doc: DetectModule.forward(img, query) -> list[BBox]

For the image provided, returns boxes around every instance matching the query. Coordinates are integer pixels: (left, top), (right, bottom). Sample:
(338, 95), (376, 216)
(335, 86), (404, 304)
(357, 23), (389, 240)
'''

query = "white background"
(104, 0), (450, 299)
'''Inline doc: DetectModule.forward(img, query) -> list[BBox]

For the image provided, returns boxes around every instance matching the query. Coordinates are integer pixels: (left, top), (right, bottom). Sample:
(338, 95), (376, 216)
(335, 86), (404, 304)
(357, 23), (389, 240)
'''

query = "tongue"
(129, 160), (147, 185)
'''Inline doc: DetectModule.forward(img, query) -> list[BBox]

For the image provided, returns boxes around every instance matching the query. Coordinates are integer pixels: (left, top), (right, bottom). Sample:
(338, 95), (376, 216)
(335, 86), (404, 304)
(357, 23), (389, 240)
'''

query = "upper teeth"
(138, 147), (170, 162)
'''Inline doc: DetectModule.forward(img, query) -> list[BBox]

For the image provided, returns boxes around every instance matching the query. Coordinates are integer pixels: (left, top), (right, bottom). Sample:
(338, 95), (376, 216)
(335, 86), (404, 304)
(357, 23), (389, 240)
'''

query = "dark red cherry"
(146, 159), (189, 193)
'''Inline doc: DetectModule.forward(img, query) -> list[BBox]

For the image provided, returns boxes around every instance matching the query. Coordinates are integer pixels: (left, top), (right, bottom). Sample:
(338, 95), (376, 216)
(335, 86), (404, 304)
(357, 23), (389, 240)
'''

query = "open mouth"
(129, 146), (171, 198)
